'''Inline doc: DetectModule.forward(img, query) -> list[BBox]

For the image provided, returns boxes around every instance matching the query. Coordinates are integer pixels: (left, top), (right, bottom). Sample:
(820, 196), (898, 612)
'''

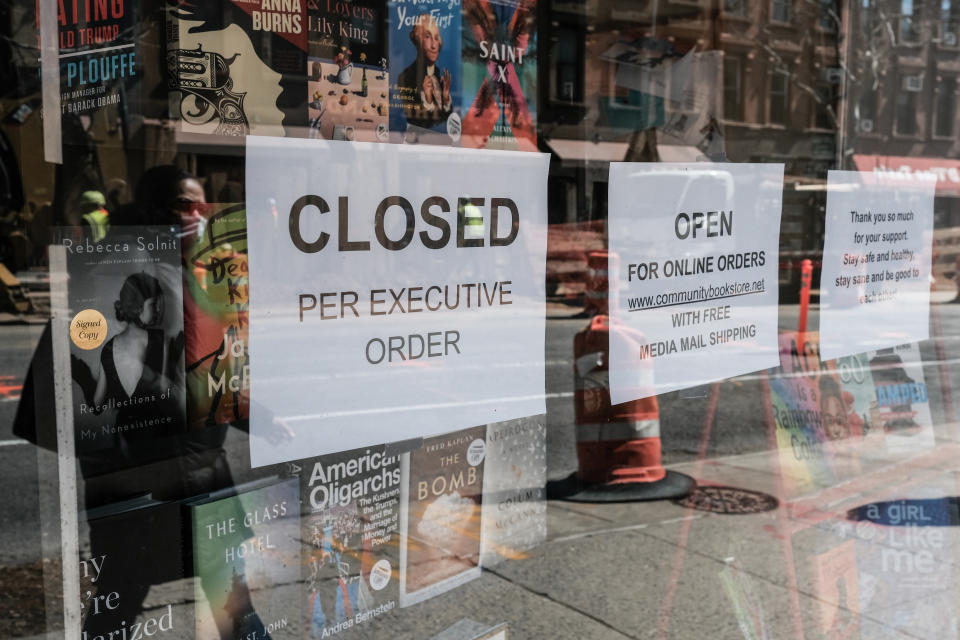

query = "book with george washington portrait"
(387, 0), (462, 145)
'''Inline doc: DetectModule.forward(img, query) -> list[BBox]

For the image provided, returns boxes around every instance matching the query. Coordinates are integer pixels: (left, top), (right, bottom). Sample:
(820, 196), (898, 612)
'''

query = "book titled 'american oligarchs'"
(400, 427), (486, 607)
(62, 227), (186, 457)
(302, 447), (401, 637)
(461, 0), (537, 150)
(188, 478), (301, 640)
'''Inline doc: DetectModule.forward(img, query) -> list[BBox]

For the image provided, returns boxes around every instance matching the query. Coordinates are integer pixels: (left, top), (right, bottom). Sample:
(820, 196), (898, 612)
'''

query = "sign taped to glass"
(607, 162), (784, 402)
(245, 137), (548, 466)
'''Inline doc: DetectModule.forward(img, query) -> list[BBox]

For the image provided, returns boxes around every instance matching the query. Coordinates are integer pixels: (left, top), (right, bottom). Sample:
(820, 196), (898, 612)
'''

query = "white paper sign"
(820, 170), (935, 359)
(608, 163), (784, 403)
(246, 138), (548, 466)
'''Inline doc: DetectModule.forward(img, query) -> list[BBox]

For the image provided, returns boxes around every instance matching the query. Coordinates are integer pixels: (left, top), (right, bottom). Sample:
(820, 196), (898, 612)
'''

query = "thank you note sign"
(820, 170), (935, 359)
(246, 137), (548, 466)
(608, 163), (784, 402)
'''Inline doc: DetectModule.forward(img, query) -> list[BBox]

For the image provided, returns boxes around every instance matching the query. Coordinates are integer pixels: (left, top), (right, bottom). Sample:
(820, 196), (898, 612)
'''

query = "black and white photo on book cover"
(61, 227), (186, 456)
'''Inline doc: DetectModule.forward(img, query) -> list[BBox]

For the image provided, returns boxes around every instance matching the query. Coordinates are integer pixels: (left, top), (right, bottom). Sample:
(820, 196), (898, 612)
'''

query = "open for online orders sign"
(246, 138), (549, 467)
(608, 163), (784, 403)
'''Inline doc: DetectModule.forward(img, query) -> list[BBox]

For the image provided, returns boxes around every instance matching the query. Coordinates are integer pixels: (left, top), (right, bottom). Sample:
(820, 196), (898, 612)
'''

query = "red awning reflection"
(853, 154), (960, 197)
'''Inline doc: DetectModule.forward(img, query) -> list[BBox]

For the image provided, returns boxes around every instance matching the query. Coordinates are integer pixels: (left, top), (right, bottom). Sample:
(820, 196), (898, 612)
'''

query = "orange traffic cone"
(584, 250), (617, 316)
(562, 315), (695, 502)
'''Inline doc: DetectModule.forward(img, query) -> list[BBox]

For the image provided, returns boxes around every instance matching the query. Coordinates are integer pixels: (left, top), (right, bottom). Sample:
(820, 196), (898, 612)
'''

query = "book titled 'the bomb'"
(400, 426), (486, 606)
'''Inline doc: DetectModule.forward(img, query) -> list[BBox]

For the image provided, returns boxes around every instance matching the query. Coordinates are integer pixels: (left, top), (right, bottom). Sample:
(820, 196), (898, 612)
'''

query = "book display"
(22, 0), (960, 637)
(770, 333), (935, 498)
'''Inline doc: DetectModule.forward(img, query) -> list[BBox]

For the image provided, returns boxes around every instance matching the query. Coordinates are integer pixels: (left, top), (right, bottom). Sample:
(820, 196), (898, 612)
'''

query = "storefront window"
(3, 0), (960, 638)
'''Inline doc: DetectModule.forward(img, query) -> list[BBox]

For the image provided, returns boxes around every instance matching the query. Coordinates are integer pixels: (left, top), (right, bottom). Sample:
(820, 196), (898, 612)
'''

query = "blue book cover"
(388, 0), (462, 144)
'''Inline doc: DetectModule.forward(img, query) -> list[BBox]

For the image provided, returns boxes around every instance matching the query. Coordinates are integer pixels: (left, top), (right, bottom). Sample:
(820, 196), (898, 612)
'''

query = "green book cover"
(190, 478), (301, 639)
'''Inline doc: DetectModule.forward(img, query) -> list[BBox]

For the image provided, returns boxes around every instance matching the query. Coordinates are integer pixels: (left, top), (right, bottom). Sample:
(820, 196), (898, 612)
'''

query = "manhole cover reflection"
(674, 485), (779, 514)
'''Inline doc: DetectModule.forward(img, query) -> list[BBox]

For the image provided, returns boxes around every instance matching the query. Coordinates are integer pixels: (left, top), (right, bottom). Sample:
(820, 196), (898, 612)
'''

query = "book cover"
(852, 482), (958, 639)
(387, 0), (462, 144)
(168, 1), (308, 137)
(189, 478), (301, 640)
(80, 499), (183, 639)
(480, 416), (546, 567)
(55, 0), (138, 122)
(181, 203), (250, 430)
(867, 343), (935, 456)
(810, 540), (860, 640)
(718, 560), (770, 640)
(306, 0), (390, 142)
(302, 447), (401, 637)
(461, 0), (537, 151)
(400, 426), (486, 606)
(769, 332), (836, 497)
(63, 227), (186, 455)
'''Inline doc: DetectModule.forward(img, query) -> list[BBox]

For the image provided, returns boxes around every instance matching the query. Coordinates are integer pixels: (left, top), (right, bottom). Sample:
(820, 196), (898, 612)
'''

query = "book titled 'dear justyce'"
(302, 447), (401, 637)
(189, 478), (301, 639)
(400, 427), (486, 606)
(181, 203), (250, 430)
(62, 227), (186, 456)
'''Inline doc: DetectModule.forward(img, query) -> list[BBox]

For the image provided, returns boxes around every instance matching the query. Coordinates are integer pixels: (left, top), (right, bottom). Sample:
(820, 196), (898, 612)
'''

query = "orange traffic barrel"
(584, 250), (618, 316)
(565, 314), (695, 502)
